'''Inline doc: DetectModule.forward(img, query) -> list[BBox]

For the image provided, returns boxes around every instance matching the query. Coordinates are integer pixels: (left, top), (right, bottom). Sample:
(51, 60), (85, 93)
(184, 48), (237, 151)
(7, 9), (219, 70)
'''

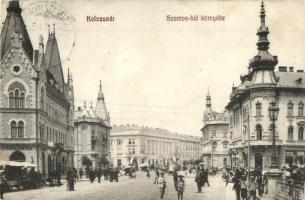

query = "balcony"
(286, 140), (305, 144)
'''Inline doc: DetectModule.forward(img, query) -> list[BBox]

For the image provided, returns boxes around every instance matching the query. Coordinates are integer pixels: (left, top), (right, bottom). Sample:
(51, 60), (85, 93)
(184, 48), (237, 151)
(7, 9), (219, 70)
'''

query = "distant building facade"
(201, 91), (230, 169)
(0, 1), (75, 175)
(110, 125), (202, 168)
(226, 2), (305, 171)
(74, 82), (111, 169)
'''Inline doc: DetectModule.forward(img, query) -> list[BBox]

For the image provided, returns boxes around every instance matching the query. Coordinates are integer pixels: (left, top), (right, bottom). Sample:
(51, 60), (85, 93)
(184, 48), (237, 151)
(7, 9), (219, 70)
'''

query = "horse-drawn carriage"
(124, 166), (136, 179)
(0, 161), (38, 191)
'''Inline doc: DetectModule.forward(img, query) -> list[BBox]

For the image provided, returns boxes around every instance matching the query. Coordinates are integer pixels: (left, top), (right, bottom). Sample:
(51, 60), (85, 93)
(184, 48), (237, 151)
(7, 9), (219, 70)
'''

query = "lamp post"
(268, 101), (280, 169)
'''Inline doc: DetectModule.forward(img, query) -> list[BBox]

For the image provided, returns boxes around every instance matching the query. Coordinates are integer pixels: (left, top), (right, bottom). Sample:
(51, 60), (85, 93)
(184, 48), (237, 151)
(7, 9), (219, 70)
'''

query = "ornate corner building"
(0, 0), (75, 175)
(226, 2), (305, 170)
(201, 91), (230, 169)
(73, 82), (111, 169)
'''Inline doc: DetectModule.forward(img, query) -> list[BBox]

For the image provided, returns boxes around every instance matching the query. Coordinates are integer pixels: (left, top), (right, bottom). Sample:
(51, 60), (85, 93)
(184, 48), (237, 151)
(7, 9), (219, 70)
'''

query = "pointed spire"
(249, 1), (278, 70)
(6, 0), (22, 14)
(97, 80), (104, 100)
(53, 23), (56, 36)
(206, 90), (211, 108)
(48, 24), (51, 36)
(95, 81), (109, 124)
(1, 0), (34, 60)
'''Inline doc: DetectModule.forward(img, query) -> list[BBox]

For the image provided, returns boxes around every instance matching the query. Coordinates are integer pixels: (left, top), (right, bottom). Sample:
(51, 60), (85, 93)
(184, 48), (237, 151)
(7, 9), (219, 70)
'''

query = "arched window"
(9, 92), (14, 107)
(256, 124), (262, 140)
(288, 101), (294, 116)
(20, 92), (25, 108)
(256, 102), (262, 116)
(11, 121), (17, 138)
(288, 126), (293, 140)
(17, 121), (24, 138)
(298, 102), (304, 116)
(8, 82), (26, 108)
(298, 127), (304, 140)
(14, 89), (20, 108)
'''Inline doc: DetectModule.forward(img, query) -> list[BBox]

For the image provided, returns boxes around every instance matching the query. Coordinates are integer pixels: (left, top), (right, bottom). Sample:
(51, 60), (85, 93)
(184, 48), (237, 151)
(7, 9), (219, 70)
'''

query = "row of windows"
(255, 124), (304, 140)
(46, 104), (67, 122)
(256, 101), (304, 117)
(40, 123), (67, 144)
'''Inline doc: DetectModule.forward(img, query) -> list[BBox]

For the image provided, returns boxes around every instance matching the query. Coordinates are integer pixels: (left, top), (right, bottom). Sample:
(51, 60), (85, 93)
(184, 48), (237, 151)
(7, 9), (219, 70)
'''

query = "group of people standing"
(194, 166), (210, 193)
(153, 168), (185, 200)
(225, 167), (267, 200)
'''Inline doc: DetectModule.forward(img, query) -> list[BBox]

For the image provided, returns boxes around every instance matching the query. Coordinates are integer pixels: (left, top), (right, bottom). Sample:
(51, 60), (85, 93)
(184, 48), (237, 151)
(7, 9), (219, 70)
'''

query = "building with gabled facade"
(201, 91), (230, 169)
(0, 0), (75, 175)
(74, 82), (111, 169)
(226, 2), (305, 171)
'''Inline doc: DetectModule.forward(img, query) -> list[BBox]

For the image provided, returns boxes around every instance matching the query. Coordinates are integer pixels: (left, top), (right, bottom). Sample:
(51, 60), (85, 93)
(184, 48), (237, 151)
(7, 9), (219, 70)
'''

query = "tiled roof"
(0, 0), (33, 61)
(45, 33), (65, 90)
(275, 71), (305, 88)
(111, 125), (201, 142)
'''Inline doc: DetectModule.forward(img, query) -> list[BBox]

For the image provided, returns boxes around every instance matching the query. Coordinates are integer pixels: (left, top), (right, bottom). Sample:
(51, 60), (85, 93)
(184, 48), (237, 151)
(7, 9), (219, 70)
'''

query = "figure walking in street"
(195, 167), (202, 193)
(89, 167), (96, 183)
(154, 169), (159, 184)
(56, 169), (61, 187)
(79, 168), (83, 179)
(96, 167), (102, 183)
(0, 171), (7, 199)
(176, 175), (185, 200)
(173, 168), (178, 190)
(66, 167), (74, 191)
(158, 172), (166, 200)
(202, 168), (210, 187)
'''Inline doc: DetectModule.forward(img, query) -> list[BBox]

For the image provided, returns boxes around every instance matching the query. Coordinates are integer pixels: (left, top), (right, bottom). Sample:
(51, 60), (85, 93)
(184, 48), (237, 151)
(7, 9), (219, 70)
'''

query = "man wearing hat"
(247, 175), (258, 200)
(0, 170), (7, 199)
(158, 171), (166, 200)
(240, 175), (247, 200)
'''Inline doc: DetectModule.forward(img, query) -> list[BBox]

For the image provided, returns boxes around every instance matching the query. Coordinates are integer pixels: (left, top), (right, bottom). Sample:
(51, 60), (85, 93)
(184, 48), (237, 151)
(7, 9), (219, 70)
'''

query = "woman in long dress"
(225, 171), (236, 200)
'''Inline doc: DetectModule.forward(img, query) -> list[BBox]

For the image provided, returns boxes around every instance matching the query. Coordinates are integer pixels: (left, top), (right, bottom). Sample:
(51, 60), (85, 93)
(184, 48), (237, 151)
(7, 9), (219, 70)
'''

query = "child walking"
(176, 175), (185, 200)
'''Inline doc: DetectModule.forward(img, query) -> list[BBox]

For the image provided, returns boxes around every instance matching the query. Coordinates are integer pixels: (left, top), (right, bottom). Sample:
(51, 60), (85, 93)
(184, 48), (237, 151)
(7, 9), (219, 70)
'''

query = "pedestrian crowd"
(224, 167), (267, 200)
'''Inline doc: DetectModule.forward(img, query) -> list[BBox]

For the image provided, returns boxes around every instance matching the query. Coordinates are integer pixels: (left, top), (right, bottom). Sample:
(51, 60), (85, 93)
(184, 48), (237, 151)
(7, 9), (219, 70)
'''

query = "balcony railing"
(286, 140), (305, 144)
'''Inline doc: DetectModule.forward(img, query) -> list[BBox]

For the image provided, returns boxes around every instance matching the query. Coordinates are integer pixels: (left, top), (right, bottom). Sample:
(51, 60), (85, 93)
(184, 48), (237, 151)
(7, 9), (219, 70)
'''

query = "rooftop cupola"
(249, 1), (278, 70)
(249, 1), (278, 86)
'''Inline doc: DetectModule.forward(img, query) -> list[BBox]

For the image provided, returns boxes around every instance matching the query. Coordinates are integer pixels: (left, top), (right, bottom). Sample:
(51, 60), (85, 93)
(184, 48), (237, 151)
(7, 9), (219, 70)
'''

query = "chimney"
(289, 66), (294, 72)
(278, 66), (287, 72)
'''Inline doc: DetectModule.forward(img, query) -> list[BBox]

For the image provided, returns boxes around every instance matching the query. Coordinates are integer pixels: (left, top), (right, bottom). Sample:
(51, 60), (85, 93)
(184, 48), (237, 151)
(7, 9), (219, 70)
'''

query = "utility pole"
(247, 114), (250, 181)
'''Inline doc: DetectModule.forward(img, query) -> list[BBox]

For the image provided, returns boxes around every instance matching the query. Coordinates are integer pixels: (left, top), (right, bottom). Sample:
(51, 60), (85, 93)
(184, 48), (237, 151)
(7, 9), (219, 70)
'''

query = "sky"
(1, 0), (305, 137)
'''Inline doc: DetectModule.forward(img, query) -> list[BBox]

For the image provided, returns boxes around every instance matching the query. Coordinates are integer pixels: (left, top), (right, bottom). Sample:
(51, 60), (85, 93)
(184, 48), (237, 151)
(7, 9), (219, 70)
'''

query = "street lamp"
(268, 101), (280, 169)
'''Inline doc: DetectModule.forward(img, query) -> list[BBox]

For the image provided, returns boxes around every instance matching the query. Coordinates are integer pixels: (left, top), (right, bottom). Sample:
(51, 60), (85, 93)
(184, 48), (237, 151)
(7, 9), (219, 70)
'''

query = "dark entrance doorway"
(9, 151), (25, 162)
(255, 153), (263, 171)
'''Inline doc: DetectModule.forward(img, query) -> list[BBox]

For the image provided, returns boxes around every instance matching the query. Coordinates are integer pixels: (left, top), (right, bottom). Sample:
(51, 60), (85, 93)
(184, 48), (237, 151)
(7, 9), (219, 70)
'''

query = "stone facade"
(226, 2), (305, 171)
(74, 82), (111, 169)
(0, 0), (74, 175)
(110, 125), (202, 168)
(201, 91), (230, 169)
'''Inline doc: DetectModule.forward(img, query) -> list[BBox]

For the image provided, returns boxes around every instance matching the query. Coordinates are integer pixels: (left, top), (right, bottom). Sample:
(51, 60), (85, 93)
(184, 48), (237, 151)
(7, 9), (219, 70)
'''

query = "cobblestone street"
(4, 172), (226, 200)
